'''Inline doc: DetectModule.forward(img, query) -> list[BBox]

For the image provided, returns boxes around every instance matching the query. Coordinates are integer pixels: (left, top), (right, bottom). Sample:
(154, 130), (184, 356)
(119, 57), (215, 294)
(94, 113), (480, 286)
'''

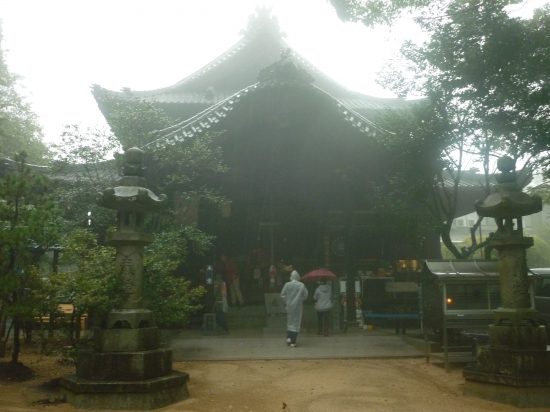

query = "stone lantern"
(60, 147), (189, 410)
(463, 156), (550, 407)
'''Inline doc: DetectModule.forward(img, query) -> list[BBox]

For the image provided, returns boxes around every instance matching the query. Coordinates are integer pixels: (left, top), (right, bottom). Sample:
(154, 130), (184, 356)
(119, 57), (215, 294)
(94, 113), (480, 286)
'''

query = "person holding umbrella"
(280, 270), (308, 347)
(314, 277), (333, 336)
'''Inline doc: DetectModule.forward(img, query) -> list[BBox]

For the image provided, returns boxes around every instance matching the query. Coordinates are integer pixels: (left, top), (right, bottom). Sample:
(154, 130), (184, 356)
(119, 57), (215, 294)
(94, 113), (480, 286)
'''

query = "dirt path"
(1, 352), (546, 412)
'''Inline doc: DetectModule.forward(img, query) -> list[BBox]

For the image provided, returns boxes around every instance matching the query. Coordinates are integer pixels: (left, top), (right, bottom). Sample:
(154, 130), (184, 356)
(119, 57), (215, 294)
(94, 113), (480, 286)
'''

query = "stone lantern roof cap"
(96, 147), (167, 212)
(475, 156), (541, 218)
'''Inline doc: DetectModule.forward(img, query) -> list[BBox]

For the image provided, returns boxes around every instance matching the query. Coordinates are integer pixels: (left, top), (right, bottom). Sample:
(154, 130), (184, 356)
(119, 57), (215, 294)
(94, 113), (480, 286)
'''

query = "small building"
(421, 259), (538, 370)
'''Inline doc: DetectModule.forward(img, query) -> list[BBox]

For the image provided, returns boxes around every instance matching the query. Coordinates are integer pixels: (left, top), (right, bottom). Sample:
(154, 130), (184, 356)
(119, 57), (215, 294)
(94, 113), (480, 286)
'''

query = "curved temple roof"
(145, 59), (390, 150)
(92, 7), (417, 120)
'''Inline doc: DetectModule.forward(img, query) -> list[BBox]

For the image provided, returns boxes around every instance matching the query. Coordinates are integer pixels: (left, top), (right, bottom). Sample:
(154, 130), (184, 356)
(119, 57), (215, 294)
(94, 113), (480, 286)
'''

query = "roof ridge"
(144, 83), (260, 149)
(91, 10), (398, 102)
(240, 6), (286, 39)
(145, 80), (390, 151)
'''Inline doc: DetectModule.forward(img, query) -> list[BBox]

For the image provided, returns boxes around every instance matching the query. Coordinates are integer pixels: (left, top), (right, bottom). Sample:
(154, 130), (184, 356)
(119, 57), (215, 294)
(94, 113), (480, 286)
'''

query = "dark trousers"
(317, 310), (331, 329)
(286, 330), (298, 344)
(395, 318), (407, 335)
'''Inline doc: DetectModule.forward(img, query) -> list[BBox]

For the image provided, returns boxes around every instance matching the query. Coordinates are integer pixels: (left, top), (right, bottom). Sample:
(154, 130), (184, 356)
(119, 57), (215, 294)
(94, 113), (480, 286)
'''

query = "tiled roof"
(92, 9), (419, 114)
(145, 76), (388, 150)
(0, 157), (50, 176)
(113, 89), (413, 113)
(0, 157), (119, 183)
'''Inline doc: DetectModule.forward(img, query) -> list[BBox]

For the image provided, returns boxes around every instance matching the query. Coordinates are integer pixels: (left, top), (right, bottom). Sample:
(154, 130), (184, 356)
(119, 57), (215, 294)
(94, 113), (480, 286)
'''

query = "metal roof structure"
(422, 260), (500, 279)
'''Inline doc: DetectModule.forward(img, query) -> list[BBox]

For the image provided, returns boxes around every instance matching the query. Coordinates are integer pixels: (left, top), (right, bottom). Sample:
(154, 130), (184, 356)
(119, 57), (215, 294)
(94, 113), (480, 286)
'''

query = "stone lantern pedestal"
(60, 148), (189, 410)
(463, 156), (550, 408)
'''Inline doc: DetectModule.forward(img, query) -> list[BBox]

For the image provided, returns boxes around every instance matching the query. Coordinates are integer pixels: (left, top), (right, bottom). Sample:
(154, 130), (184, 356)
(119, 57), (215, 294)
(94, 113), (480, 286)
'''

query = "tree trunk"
(24, 321), (33, 344)
(11, 319), (20, 364)
(0, 315), (14, 358)
(0, 312), (7, 357)
(69, 312), (75, 345)
(48, 312), (55, 337)
(9, 282), (22, 364)
(40, 319), (47, 355)
(441, 228), (462, 259)
(0, 312), (6, 339)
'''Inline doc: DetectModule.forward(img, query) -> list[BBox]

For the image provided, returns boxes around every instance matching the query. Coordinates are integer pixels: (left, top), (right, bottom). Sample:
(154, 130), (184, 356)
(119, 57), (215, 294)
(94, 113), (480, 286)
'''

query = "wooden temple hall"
(92, 8), (439, 288)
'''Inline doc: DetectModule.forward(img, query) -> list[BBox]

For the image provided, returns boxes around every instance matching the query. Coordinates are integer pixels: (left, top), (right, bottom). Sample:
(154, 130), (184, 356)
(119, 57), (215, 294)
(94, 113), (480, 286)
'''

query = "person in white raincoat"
(281, 270), (308, 347)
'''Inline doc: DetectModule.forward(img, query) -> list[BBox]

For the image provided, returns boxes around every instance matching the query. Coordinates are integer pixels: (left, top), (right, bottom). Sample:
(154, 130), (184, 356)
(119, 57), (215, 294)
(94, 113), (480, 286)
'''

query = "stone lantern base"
(463, 379), (550, 408)
(59, 320), (189, 410)
(463, 323), (550, 408)
(60, 371), (189, 410)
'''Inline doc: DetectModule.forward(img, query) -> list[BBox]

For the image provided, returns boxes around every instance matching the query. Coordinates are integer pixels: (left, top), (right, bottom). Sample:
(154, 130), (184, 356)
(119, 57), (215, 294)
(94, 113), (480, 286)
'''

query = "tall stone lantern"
(60, 147), (189, 410)
(463, 156), (550, 407)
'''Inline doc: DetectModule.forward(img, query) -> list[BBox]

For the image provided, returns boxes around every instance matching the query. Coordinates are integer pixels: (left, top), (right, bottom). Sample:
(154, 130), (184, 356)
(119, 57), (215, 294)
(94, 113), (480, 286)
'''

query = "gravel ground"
(1, 351), (546, 412)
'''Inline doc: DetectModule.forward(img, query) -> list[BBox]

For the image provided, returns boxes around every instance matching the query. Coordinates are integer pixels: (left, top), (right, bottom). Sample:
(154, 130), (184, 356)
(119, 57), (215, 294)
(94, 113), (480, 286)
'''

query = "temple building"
(91, 9), (443, 283)
(92, 8), (412, 128)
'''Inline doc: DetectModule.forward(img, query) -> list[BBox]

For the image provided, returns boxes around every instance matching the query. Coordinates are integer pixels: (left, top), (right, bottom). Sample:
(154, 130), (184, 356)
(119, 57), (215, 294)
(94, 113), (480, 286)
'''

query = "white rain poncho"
(281, 271), (308, 332)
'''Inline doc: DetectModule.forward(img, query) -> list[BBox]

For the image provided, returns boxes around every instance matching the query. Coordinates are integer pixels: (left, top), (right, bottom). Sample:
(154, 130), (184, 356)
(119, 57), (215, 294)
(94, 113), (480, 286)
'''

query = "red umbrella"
(301, 269), (338, 282)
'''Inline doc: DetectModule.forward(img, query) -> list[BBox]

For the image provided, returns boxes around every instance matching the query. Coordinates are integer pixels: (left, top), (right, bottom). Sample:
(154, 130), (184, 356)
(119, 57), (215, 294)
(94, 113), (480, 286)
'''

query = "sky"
(2, 0), (549, 144)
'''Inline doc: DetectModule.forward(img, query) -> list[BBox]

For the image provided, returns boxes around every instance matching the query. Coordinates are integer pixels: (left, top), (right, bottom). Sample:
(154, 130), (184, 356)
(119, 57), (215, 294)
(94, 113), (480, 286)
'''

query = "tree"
(51, 95), (228, 237)
(47, 230), (123, 350)
(148, 132), (228, 212)
(0, 21), (49, 164)
(331, 0), (550, 257)
(333, 1), (550, 171)
(329, 0), (524, 27)
(372, 102), (495, 258)
(49, 92), (222, 329)
(50, 124), (121, 236)
(95, 91), (174, 149)
(527, 234), (550, 268)
(0, 152), (55, 363)
(143, 227), (209, 328)
(440, 232), (550, 266)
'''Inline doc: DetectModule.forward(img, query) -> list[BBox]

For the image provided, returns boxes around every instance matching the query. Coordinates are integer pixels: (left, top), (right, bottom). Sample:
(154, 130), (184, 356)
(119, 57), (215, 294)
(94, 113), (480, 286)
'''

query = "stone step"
(220, 303), (339, 331)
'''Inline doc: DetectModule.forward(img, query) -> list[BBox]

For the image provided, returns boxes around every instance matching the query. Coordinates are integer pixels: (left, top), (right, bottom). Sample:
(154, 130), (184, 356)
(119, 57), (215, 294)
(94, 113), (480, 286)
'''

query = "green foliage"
(143, 227), (209, 327)
(0, 152), (55, 362)
(47, 89), (223, 331)
(0, 152), (55, 286)
(150, 133), (228, 206)
(0, 22), (49, 164)
(50, 125), (120, 235)
(525, 225), (550, 268)
(97, 92), (174, 148)
(372, 102), (488, 258)
(329, 0), (524, 27)
(530, 184), (550, 205)
(527, 234), (550, 268)
(359, 1), (550, 258)
(534, 224), (550, 246)
(48, 230), (124, 341)
(27, 229), (125, 359)
(376, 2), (550, 172)
(329, 0), (433, 27)
(51, 124), (121, 171)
